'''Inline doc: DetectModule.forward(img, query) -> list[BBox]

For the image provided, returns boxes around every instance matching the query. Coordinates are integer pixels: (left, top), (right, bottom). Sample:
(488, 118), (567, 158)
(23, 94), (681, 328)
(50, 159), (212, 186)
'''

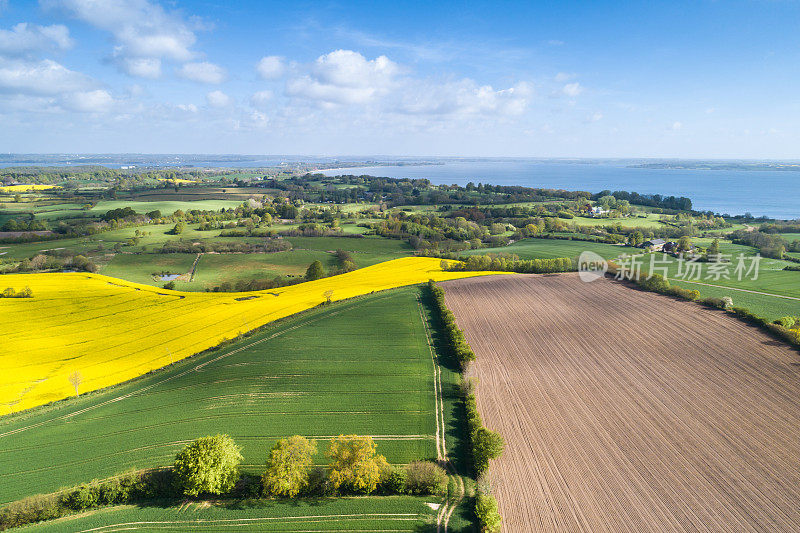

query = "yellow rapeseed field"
(0, 257), (499, 413)
(0, 184), (60, 192)
(156, 178), (196, 184)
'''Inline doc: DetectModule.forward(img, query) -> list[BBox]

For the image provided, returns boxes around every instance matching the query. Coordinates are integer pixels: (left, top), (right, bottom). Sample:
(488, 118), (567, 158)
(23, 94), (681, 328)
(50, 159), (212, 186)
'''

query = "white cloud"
(250, 90), (272, 109)
(562, 82), (583, 97)
(547, 39), (565, 46)
(206, 89), (230, 107)
(60, 89), (113, 112)
(122, 57), (161, 78)
(176, 103), (198, 113)
(256, 55), (285, 80)
(554, 72), (575, 82)
(0, 57), (91, 95)
(178, 61), (226, 84)
(671, 121), (682, 131)
(44, 0), (200, 77)
(396, 80), (532, 118)
(0, 23), (73, 56)
(287, 50), (398, 105)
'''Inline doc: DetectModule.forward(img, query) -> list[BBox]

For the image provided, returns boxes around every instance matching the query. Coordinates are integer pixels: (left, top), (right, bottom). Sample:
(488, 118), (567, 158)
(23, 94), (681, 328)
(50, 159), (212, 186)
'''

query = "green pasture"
(87, 199), (244, 216)
(462, 237), (639, 260)
(190, 250), (332, 288)
(101, 253), (198, 287)
(22, 497), (439, 532)
(0, 288), (445, 504)
(571, 213), (669, 229)
(628, 250), (800, 320)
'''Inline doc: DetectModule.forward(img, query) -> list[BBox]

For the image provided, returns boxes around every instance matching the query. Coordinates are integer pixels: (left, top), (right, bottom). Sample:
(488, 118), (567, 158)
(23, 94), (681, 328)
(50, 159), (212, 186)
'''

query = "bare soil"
(442, 273), (800, 532)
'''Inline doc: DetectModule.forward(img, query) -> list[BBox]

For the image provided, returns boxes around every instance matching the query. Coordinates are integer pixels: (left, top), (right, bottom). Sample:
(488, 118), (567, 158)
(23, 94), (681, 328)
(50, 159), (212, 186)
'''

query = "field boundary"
(0, 290), (399, 437)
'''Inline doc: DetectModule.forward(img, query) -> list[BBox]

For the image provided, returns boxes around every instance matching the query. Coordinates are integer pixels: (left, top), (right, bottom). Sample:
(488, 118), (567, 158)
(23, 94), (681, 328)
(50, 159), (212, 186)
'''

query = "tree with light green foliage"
(473, 428), (505, 475)
(475, 494), (502, 533)
(262, 436), (317, 497)
(327, 435), (389, 494)
(173, 435), (242, 496)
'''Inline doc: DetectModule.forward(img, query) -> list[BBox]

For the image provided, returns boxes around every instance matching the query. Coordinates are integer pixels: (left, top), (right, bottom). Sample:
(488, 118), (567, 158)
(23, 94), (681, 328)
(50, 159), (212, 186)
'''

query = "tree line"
(427, 280), (504, 533)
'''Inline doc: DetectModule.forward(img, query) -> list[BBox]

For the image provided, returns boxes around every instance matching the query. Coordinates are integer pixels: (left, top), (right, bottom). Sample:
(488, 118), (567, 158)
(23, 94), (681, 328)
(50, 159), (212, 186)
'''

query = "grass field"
(444, 274), (800, 532)
(628, 249), (800, 320)
(190, 251), (331, 288)
(86, 200), (244, 216)
(22, 497), (439, 532)
(571, 213), (669, 229)
(0, 258), (498, 412)
(0, 287), (459, 504)
(101, 253), (199, 287)
(462, 237), (639, 260)
(286, 236), (414, 266)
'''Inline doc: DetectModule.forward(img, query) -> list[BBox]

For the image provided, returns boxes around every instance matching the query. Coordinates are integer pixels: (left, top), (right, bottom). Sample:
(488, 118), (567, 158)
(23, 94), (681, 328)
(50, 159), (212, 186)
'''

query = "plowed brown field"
(442, 273), (800, 532)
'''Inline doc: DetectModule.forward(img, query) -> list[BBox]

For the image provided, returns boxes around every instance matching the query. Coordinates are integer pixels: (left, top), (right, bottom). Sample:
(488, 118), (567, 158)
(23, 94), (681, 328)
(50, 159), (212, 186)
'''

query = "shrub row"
(0, 434), (449, 531)
(443, 254), (576, 274)
(0, 469), (172, 530)
(428, 280), (475, 367)
(606, 265), (800, 349)
(426, 280), (504, 532)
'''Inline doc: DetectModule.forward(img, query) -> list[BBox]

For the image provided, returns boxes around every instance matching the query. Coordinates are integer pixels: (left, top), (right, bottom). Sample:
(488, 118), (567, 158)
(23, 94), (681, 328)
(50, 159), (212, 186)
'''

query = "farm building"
(642, 238), (666, 251)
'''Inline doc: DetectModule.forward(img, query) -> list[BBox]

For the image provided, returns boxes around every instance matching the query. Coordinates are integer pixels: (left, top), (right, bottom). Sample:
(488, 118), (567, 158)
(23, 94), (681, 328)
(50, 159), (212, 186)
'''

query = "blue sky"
(0, 0), (798, 157)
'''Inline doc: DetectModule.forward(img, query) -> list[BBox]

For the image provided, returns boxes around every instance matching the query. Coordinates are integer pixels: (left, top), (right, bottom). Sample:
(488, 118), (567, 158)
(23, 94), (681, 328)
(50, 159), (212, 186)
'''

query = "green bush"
(403, 461), (448, 495)
(383, 466), (407, 494)
(666, 286), (700, 301)
(62, 483), (100, 510)
(173, 435), (242, 496)
(475, 494), (502, 533)
(637, 273), (670, 293)
(698, 296), (729, 309)
(473, 428), (505, 476)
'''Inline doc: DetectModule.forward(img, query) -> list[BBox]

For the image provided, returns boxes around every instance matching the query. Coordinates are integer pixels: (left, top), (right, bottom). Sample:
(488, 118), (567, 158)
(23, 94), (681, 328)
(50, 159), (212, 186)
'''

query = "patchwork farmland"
(0, 287), (460, 507)
(442, 274), (800, 532)
(0, 257), (492, 412)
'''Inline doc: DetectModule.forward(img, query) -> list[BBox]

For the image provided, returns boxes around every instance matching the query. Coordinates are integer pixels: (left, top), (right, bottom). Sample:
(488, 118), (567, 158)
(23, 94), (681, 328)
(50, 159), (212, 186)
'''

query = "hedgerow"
(426, 280), (505, 526)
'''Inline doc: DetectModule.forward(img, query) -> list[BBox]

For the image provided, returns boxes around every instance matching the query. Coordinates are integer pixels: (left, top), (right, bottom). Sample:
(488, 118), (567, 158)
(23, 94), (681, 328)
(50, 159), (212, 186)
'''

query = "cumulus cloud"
(206, 89), (230, 107)
(178, 61), (226, 84)
(671, 121), (682, 131)
(60, 89), (113, 112)
(396, 80), (532, 118)
(250, 90), (272, 109)
(122, 57), (161, 79)
(44, 0), (201, 77)
(562, 82), (583, 97)
(287, 49), (397, 105)
(0, 57), (92, 95)
(256, 55), (285, 80)
(0, 23), (73, 56)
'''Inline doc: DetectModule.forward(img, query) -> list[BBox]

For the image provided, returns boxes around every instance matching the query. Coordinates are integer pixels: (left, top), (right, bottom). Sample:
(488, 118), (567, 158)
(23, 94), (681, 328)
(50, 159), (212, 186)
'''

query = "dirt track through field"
(442, 274), (800, 532)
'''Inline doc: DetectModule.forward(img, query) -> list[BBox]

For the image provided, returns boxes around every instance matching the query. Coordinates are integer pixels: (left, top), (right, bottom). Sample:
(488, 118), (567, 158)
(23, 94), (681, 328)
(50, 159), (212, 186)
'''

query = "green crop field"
(87, 200), (245, 216)
(571, 213), (669, 229)
(0, 287), (461, 505)
(22, 497), (439, 532)
(625, 250), (800, 320)
(462, 237), (639, 260)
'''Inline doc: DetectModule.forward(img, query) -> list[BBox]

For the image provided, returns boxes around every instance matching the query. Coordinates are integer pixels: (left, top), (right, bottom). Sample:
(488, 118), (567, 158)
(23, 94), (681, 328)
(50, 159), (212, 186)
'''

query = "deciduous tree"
(327, 435), (388, 494)
(262, 436), (317, 497)
(173, 434), (242, 496)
